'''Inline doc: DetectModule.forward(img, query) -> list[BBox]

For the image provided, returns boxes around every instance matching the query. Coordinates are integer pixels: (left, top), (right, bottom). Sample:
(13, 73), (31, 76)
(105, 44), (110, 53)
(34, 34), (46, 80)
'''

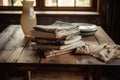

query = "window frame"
(42, 0), (97, 11)
(0, 0), (39, 11)
(0, 0), (99, 12)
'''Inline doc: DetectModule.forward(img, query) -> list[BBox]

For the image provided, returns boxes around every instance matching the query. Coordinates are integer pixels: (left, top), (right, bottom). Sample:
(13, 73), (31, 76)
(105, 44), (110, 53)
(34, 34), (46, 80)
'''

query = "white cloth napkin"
(74, 43), (120, 62)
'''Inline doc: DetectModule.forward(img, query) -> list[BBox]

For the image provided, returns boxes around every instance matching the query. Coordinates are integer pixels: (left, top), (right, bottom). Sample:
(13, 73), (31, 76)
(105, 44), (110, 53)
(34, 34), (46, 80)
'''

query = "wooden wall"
(0, 14), (101, 25)
(105, 0), (120, 44)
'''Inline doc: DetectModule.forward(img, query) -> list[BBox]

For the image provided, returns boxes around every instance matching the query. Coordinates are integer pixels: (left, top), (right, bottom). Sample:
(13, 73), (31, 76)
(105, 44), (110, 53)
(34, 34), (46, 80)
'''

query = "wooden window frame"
(0, 0), (40, 11)
(0, 0), (100, 12)
(42, 0), (98, 11)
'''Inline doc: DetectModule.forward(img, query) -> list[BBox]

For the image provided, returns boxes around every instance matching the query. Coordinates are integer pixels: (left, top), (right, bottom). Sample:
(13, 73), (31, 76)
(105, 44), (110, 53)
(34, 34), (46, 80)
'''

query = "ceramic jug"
(20, 0), (37, 37)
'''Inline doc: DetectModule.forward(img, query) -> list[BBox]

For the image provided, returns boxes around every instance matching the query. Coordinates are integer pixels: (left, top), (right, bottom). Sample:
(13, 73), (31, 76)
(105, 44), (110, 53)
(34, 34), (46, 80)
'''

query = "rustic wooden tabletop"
(0, 25), (119, 80)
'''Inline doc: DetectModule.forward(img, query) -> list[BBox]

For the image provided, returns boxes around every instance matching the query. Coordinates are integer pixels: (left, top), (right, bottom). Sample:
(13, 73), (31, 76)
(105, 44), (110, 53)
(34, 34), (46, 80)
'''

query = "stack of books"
(31, 21), (83, 58)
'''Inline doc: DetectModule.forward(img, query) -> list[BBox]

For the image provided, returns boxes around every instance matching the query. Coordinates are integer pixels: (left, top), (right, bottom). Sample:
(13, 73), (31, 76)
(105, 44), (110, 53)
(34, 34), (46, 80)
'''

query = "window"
(43, 0), (97, 11)
(0, 0), (36, 6)
(0, 0), (36, 10)
(0, 0), (99, 12)
(45, 0), (91, 7)
(0, 0), (23, 6)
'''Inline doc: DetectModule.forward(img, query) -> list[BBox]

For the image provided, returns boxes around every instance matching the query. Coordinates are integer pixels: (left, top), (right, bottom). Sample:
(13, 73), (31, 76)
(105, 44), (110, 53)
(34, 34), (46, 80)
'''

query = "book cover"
(31, 35), (82, 45)
(31, 28), (80, 39)
(31, 40), (84, 50)
(33, 36), (68, 41)
(33, 21), (77, 33)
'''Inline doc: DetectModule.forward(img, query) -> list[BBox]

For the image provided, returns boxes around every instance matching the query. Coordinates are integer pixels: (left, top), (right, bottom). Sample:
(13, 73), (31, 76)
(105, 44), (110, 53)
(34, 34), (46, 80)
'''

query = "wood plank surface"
(0, 25), (18, 49)
(6, 26), (26, 63)
(0, 25), (29, 63)
(95, 26), (115, 44)
(0, 25), (119, 80)
(17, 40), (41, 63)
(0, 25), (18, 62)
(0, 25), (117, 64)
(0, 25), (20, 62)
(41, 53), (77, 64)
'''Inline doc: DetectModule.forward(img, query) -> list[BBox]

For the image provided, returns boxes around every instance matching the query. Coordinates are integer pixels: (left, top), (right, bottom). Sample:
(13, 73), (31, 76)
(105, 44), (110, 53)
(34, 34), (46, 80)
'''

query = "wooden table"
(0, 25), (119, 80)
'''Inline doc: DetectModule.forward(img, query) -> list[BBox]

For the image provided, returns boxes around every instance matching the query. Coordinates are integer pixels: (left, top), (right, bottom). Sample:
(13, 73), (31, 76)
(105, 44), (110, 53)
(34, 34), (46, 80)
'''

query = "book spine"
(31, 38), (61, 45)
(31, 40), (85, 50)
(31, 30), (56, 38)
(31, 35), (81, 45)
(31, 28), (80, 39)
(34, 25), (77, 33)
(31, 43), (60, 50)
(33, 26), (56, 33)
(33, 36), (67, 40)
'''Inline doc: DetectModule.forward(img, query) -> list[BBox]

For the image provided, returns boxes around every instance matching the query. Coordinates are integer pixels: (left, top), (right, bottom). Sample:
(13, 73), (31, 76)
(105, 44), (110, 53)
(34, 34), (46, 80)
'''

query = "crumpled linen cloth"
(74, 43), (120, 62)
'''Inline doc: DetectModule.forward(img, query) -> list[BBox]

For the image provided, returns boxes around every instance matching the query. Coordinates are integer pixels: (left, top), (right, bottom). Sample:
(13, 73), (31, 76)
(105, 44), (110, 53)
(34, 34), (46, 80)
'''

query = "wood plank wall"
(105, 0), (120, 44)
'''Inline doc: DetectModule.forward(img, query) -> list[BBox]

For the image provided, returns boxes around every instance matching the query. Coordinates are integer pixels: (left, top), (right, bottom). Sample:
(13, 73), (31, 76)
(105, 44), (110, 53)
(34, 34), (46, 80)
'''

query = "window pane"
(13, 0), (36, 6)
(76, 0), (91, 7)
(58, 0), (74, 7)
(13, 0), (23, 6)
(0, 0), (12, 6)
(0, 0), (97, 11)
(0, 0), (36, 6)
(45, 0), (57, 7)
(44, 0), (91, 7)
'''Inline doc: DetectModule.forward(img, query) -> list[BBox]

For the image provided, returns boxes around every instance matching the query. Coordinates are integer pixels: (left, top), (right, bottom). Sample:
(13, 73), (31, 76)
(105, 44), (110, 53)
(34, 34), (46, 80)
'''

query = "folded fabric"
(93, 44), (120, 62)
(74, 43), (120, 62)
(75, 43), (98, 55)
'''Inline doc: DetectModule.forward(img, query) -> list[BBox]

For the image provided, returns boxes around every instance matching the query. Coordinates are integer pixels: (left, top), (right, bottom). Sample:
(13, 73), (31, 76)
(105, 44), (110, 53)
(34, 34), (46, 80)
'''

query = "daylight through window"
(0, 0), (98, 12)
(45, 0), (91, 7)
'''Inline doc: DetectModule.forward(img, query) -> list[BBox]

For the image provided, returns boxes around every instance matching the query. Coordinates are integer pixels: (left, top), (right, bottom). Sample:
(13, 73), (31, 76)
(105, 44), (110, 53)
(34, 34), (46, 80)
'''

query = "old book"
(33, 36), (69, 41)
(37, 40), (85, 58)
(31, 35), (82, 45)
(34, 21), (77, 33)
(31, 28), (80, 39)
(31, 40), (84, 50)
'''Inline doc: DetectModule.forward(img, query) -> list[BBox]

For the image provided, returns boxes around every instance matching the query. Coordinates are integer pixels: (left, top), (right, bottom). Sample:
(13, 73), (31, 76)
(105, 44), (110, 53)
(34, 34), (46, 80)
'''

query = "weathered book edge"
(31, 35), (82, 45)
(31, 28), (80, 39)
(31, 40), (84, 50)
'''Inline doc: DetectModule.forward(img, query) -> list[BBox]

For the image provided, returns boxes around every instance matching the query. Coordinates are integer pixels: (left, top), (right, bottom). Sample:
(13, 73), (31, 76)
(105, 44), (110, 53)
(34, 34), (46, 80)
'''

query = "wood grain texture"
(41, 53), (77, 64)
(0, 25), (28, 63)
(0, 25), (18, 49)
(95, 26), (115, 44)
(17, 45), (41, 63)
(31, 71), (84, 80)
(17, 36), (41, 63)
